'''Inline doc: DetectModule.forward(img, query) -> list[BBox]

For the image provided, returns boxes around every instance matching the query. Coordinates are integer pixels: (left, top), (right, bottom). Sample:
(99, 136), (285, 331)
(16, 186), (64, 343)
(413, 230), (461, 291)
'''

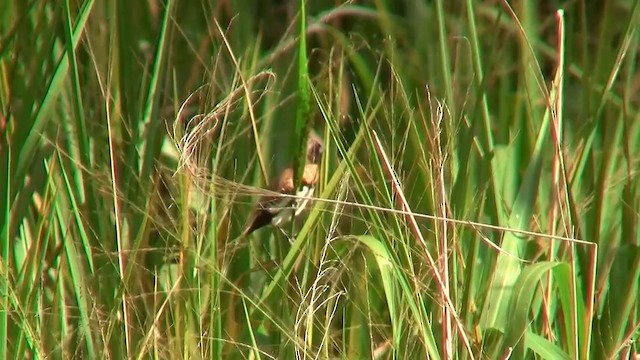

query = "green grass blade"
(505, 261), (560, 357)
(0, 140), (9, 358)
(293, 0), (311, 190)
(140, 0), (174, 180)
(480, 104), (550, 331)
(13, 0), (95, 190)
(525, 332), (571, 360)
(48, 160), (96, 358)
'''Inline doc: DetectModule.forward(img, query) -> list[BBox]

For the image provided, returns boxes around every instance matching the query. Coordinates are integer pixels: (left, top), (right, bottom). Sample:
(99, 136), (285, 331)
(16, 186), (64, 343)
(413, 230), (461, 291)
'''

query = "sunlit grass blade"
(480, 92), (551, 333)
(13, 0), (95, 191)
(525, 332), (572, 360)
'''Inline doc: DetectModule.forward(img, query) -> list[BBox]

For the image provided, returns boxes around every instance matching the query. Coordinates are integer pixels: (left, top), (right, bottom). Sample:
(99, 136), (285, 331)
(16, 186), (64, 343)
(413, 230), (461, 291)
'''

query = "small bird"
(241, 133), (323, 237)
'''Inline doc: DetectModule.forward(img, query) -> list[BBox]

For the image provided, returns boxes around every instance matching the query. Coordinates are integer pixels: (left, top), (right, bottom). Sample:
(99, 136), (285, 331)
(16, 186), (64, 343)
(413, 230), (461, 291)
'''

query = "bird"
(241, 133), (323, 237)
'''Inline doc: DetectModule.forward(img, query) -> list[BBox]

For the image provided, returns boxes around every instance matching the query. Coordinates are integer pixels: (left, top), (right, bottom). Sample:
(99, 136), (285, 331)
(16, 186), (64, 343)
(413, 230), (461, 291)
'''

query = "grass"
(2, 0), (640, 359)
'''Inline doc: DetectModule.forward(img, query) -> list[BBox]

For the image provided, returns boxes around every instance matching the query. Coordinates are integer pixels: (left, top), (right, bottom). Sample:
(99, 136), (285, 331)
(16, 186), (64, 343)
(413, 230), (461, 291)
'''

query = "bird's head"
(306, 131), (324, 164)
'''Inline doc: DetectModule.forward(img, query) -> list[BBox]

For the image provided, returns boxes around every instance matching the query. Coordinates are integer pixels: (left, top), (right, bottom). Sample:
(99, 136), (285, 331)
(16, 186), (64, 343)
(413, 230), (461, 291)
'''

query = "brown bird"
(241, 133), (323, 237)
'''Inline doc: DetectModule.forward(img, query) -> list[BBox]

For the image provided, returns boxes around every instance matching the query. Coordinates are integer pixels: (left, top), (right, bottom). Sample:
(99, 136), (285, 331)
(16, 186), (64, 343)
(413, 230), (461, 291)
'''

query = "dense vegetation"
(1, 0), (639, 358)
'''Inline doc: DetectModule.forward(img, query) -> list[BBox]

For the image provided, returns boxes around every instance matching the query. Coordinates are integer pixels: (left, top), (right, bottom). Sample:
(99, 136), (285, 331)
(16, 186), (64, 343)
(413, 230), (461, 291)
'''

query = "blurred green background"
(1, 0), (640, 359)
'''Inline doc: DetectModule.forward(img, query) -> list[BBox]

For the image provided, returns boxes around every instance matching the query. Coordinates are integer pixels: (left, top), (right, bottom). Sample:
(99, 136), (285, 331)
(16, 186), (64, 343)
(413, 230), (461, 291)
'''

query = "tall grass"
(1, 0), (640, 359)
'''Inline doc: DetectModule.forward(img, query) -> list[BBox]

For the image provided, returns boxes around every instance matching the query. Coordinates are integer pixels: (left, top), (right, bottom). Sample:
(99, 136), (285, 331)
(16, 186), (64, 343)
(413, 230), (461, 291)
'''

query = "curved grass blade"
(504, 261), (561, 358)
(526, 332), (571, 360)
(354, 235), (440, 359)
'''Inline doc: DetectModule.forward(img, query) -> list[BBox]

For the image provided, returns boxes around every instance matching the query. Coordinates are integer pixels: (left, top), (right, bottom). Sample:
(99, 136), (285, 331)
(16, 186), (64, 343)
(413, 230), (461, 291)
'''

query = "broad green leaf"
(504, 261), (561, 358)
(480, 110), (550, 331)
(526, 332), (572, 360)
